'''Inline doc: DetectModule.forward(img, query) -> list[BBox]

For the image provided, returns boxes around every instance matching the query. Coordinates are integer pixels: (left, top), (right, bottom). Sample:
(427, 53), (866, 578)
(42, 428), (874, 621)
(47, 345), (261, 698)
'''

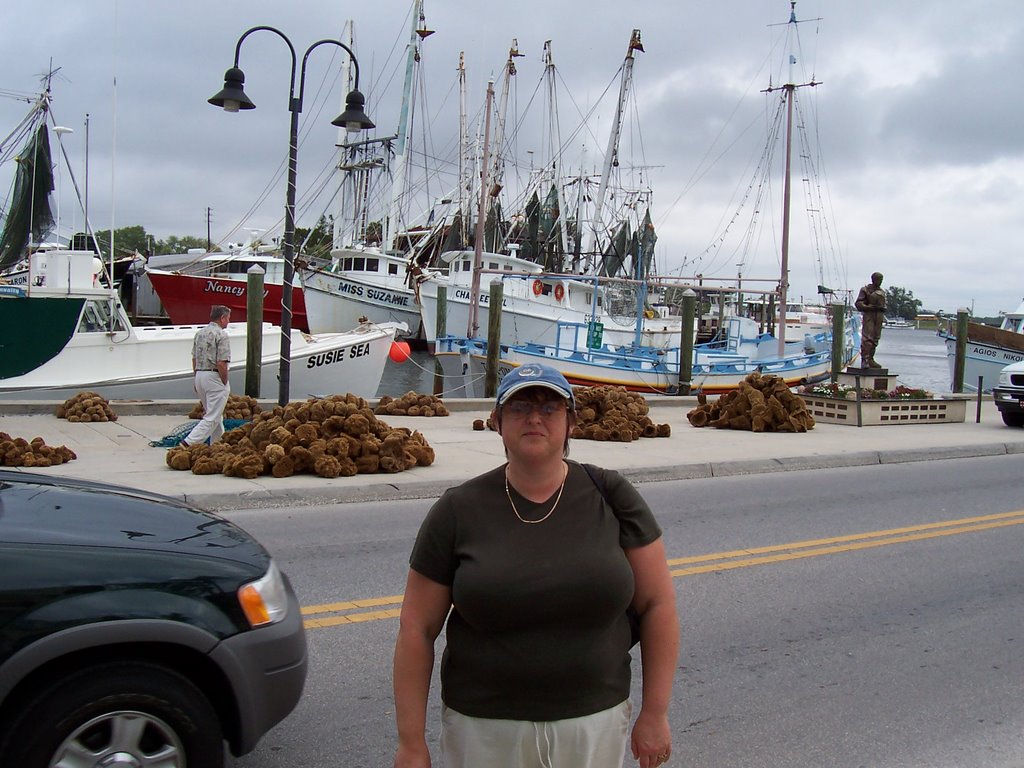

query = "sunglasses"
(503, 400), (567, 418)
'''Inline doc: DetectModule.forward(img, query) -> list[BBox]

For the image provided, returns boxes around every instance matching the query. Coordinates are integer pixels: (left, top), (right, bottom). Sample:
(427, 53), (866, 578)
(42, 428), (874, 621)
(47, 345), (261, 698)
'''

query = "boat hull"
(301, 266), (423, 339)
(433, 336), (836, 398)
(146, 269), (310, 332)
(417, 269), (682, 351)
(941, 328), (1024, 393)
(0, 297), (401, 401)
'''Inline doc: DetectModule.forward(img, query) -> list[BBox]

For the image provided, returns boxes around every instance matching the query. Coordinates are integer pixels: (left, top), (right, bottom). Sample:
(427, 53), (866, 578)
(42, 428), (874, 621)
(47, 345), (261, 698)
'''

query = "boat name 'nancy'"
(306, 342), (371, 369)
(203, 280), (268, 298)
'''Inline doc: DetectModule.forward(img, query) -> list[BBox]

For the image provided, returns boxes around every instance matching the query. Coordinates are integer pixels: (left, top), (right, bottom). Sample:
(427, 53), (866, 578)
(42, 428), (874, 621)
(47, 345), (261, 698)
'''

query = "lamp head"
(209, 67), (256, 113)
(331, 89), (375, 134)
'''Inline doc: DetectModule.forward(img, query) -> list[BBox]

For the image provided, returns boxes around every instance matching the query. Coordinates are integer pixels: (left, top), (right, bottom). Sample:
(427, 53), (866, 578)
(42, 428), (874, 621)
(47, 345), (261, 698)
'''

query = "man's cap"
(496, 363), (574, 407)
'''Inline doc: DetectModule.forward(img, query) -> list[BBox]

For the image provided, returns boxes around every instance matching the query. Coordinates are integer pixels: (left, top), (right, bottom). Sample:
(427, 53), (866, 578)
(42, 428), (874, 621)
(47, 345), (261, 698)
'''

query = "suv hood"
(0, 471), (267, 566)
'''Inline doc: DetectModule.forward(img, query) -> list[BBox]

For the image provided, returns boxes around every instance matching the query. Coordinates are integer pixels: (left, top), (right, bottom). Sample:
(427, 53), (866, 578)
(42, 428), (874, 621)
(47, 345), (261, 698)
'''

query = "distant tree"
(296, 215), (334, 259)
(157, 235), (211, 254)
(885, 285), (923, 320)
(91, 225), (150, 258)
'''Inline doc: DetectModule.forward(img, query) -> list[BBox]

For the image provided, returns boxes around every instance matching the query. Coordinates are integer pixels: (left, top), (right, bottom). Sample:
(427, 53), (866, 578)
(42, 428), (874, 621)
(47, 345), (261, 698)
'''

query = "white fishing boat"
(298, 2), (445, 341)
(938, 298), (1024, 392)
(0, 249), (403, 401)
(417, 248), (682, 350)
(418, 30), (684, 351)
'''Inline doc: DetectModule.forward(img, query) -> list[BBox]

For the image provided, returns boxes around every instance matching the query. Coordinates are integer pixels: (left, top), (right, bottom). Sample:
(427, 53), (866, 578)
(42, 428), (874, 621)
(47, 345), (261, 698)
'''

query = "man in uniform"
(855, 272), (886, 369)
(182, 305), (231, 447)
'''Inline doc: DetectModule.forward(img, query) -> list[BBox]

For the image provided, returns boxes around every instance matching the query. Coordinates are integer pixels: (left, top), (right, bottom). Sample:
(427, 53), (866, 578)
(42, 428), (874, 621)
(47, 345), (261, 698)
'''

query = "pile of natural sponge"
(474, 385), (671, 442)
(56, 392), (117, 422)
(686, 371), (815, 432)
(166, 393), (435, 478)
(374, 391), (450, 417)
(188, 394), (262, 420)
(0, 432), (77, 467)
(572, 386), (671, 441)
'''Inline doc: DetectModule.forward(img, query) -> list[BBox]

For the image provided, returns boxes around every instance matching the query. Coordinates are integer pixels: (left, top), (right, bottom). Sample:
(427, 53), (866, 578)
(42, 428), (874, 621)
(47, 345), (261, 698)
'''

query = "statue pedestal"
(839, 367), (898, 391)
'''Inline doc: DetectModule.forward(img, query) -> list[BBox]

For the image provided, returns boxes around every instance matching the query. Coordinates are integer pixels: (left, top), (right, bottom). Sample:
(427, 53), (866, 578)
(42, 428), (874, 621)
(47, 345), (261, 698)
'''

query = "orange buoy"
(389, 340), (412, 363)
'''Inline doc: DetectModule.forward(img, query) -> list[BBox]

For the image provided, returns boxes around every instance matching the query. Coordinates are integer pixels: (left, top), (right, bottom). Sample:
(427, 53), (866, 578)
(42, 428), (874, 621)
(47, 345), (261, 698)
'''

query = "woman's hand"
(631, 707), (671, 767)
(393, 741), (432, 768)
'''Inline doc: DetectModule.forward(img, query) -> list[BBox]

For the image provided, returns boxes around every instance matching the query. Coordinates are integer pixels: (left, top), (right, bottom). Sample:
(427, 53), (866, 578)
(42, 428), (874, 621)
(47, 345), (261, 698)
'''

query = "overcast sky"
(2, 1), (1022, 316)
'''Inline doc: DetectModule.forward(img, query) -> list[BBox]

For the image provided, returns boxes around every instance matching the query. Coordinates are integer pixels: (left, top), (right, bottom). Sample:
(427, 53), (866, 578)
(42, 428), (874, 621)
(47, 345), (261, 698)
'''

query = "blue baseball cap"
(496, 363), (575, 407)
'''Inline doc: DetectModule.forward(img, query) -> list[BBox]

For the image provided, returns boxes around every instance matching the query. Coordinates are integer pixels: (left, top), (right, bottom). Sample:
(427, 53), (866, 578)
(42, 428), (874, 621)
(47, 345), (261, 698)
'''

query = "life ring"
(532, 279), (543, 296)
(554, 283), (565, 302)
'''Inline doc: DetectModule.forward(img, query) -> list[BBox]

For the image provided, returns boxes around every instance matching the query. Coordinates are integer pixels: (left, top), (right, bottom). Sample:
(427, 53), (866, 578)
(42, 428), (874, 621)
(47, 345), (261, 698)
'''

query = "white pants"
(440, 700), (631, 768)
(185, 370), (230, 445)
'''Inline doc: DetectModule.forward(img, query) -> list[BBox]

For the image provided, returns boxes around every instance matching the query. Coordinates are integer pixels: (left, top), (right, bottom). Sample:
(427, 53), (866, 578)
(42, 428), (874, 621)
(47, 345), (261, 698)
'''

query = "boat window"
(488, 261), (498, 270)
(365, 258), (379, 273)
(504, 264), (513, 271)
(352, 257), (365, 271)
(388, 263), (399, 275)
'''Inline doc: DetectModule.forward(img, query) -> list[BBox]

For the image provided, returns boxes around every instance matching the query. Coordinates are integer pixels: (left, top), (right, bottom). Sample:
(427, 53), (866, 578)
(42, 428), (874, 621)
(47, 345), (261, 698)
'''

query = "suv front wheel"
(1, 662), (224, 768)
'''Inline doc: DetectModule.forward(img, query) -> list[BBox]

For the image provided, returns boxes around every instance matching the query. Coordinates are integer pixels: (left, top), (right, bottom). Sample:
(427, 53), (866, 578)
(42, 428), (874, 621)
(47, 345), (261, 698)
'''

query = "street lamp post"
(209, 26), (374, 406)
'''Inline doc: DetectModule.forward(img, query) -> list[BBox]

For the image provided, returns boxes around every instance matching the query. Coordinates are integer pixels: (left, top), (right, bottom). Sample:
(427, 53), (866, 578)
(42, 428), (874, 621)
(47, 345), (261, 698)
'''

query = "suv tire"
(1, 662), (224, 767)
(1000, 410), (1024, 427)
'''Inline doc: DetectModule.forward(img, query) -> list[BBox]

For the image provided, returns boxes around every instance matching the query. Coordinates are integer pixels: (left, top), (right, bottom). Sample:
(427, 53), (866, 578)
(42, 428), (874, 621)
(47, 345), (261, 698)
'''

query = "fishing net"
(149, 419), (250, 448)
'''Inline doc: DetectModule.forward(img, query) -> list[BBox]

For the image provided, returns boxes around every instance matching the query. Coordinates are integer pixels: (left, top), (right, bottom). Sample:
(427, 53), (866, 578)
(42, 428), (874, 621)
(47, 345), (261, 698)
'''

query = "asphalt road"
(226, 454), (1024, 767)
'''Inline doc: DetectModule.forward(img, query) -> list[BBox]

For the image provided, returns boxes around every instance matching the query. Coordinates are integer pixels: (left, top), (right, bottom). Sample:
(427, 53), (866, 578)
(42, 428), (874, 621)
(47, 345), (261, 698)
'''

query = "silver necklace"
(505, 463), (567, 524)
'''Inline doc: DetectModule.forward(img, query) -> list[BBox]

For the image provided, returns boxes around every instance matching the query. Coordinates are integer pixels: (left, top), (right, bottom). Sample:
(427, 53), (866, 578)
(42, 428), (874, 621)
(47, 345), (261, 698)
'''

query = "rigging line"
(692, 93), (786, 276)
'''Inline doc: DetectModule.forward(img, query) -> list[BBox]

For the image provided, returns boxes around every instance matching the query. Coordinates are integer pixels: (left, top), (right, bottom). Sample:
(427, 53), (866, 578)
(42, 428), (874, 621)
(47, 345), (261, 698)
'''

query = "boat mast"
(589, 29), (643, 272)
(457, 52), (470, 241)
(467, 80), (495, 338)
(383, 0), (433, 254)
(542, 40), (571, 262)
(764, 1), (819, 356)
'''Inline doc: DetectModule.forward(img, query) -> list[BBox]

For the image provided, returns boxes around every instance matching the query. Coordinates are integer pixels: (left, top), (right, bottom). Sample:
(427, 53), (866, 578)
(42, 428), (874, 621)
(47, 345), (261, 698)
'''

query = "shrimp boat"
(298, 1), (445, 341)
(417, 30), (683, 353)
(144, 239), (311, 331)
(432, 4), (858, 395)
(938, 298), (1024, 392)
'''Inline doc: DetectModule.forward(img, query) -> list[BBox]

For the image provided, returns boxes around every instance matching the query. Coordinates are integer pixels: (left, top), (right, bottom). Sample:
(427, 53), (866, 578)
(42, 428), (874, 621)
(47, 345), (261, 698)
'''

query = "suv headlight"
(998, 369), (1012, 386)
(238, 561), (289, 627)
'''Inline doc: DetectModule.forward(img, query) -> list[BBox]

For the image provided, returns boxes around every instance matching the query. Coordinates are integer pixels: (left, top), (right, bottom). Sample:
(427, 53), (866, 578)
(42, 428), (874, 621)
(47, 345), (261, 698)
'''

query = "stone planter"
(801, 395), (968, 426)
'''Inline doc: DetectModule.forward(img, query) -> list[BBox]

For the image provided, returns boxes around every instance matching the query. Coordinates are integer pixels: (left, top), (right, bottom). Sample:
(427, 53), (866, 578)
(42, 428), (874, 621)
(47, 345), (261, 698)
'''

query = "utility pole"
(206, 207), (213, 251)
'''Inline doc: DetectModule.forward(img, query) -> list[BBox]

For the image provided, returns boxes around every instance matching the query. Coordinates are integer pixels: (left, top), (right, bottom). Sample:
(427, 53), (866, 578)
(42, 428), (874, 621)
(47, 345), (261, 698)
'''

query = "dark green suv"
(0, 470), (307, 766)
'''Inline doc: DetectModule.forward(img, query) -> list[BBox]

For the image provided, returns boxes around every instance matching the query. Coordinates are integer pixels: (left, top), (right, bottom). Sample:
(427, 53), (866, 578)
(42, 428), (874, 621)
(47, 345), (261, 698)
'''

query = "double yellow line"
(301, 510), (1024, 629)
(668, 509), (1024, 576)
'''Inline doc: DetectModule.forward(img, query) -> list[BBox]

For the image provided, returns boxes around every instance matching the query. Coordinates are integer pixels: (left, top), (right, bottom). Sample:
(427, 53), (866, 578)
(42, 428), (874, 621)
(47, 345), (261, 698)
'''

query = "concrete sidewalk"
(1, 397), (1022, 511)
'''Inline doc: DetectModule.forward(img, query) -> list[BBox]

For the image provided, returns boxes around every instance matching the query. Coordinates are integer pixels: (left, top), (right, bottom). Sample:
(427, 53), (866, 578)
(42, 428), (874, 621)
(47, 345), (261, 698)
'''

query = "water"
(378, 350), (438, 397)
(375, 327), (952, 397)
(875, 327), (950, 393)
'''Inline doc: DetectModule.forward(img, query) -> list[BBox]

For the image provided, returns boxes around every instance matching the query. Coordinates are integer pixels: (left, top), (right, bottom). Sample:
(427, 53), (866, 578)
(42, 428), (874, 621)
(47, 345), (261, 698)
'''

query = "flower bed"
(799, 384), (966, 426)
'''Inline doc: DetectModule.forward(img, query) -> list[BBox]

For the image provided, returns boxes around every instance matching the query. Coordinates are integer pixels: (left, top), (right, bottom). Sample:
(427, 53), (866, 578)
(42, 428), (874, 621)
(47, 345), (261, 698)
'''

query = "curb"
(180, 441), (1021, 511)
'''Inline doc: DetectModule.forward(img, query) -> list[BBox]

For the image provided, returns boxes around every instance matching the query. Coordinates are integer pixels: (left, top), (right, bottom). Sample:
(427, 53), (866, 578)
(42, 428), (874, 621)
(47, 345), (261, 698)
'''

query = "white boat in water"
(297, 2), (445, 342)
(939, 298), (1024, 393)
(302, 246), (432, 337)
(417, 249), (682, 350)
(0, 250), (403, 401)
